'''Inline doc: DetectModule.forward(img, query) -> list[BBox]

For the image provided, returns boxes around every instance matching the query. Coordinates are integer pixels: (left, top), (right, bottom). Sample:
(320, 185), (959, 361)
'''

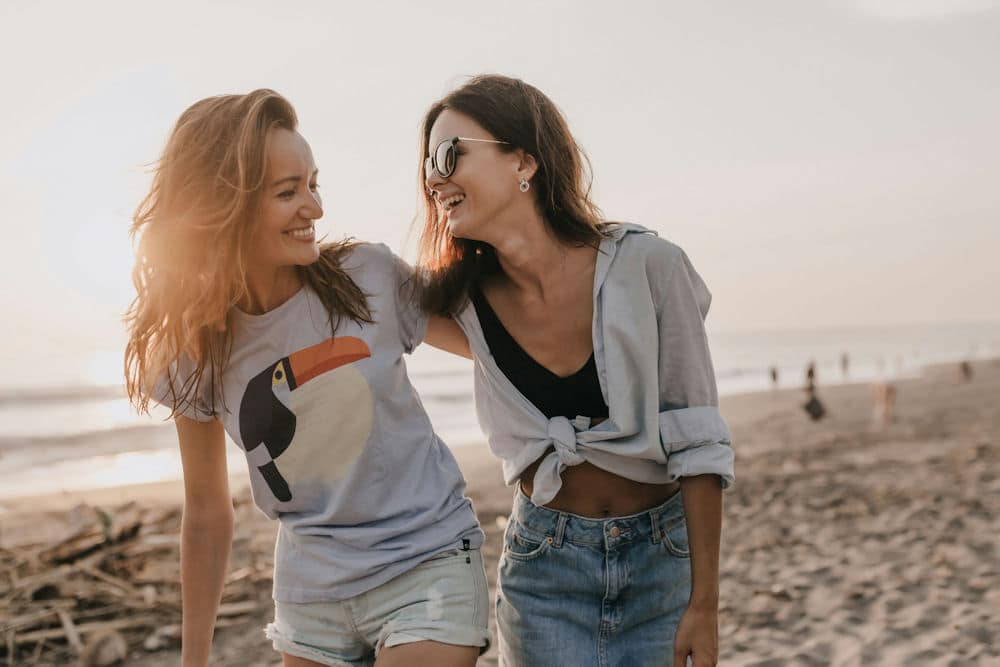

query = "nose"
(302, 189), (323, 220)
(424, 156), (446, 195)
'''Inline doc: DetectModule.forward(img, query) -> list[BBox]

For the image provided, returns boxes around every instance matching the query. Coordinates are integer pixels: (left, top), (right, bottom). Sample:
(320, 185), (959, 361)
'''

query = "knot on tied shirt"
(547, 416), (586, 466)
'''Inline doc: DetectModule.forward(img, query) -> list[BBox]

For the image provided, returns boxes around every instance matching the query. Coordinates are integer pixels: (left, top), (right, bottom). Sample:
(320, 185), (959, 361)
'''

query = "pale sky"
(2, 0), (999, 374)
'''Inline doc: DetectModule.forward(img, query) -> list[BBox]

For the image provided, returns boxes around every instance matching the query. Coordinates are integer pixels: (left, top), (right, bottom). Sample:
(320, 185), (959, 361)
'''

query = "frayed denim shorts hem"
(265, 548), (490, 666)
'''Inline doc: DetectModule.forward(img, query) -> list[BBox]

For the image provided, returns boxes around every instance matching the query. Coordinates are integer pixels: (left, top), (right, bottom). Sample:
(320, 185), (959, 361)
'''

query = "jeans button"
(609, 526), (621, 538)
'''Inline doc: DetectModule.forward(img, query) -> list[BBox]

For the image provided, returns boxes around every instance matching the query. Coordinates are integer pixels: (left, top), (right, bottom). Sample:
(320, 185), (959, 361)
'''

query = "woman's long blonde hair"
(125, 89), (371, 418)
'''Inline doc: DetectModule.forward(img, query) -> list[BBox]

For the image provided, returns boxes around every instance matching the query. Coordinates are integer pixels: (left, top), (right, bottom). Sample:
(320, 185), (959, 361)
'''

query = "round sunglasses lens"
(436, 141), (455, 177)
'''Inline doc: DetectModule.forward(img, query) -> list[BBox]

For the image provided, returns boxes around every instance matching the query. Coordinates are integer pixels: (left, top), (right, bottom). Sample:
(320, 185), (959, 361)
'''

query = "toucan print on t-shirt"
(237, 336), (374, 502)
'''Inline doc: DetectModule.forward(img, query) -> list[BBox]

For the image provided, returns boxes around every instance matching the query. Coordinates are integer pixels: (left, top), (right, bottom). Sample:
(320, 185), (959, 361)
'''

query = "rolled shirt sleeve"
(655, 248), (735, 487)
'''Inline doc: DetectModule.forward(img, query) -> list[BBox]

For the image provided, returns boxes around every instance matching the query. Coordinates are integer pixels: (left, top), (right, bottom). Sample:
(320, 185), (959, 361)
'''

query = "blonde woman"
(126, 90), (488, 667)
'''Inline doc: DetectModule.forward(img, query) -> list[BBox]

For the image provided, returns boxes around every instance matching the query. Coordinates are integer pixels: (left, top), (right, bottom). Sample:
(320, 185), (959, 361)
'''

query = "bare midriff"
(518, 447), (680, 519)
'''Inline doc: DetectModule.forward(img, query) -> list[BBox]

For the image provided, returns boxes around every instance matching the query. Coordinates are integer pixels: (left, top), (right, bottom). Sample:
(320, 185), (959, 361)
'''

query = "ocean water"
(1, 321), (997, 501)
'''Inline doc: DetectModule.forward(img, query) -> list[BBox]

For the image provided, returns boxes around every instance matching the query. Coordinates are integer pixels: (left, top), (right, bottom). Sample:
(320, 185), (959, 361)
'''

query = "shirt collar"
(593, 223), (657, 297)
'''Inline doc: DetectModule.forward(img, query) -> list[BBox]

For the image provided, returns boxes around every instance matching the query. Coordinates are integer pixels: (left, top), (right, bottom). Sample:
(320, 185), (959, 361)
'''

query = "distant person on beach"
(841, 352), (849, 379)
(125, 90), (488, 667)
(416, 75), (733, 667)
(770, 366), (779, 389)
(872, 382), (896, 427)
(803, 360), (825, 421)
(960, 360), (974, 382)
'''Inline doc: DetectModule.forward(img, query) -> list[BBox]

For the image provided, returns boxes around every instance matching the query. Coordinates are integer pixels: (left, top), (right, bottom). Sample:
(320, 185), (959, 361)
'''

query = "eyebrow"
(270, 169), (319, 188)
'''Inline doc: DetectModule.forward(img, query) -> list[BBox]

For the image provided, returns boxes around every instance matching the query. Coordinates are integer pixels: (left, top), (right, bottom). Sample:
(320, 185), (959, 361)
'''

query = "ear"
(514, 149), (539, 182)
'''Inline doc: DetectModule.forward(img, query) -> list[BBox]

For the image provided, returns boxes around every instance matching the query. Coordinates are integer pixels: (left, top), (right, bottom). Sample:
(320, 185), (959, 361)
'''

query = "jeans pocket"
(660, 516), (690, 558)
(503, 521), (553, 562)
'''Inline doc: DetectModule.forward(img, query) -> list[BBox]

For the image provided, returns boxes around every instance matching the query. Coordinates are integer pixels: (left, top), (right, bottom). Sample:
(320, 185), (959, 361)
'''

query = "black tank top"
(472, 287), (609, 421)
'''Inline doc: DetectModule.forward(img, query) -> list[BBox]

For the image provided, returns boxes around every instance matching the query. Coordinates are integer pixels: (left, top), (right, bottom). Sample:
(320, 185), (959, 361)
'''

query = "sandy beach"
(2, 360), (997, 666)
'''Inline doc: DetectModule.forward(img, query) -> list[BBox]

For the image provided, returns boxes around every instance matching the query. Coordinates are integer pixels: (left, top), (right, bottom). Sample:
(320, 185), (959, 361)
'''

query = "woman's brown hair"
(125, 89), (371, 418)
(415, 74), (607, 315)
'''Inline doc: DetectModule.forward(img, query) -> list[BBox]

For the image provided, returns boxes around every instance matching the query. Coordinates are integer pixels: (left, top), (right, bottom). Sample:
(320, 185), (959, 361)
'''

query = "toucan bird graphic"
(238, 337), (371, 502)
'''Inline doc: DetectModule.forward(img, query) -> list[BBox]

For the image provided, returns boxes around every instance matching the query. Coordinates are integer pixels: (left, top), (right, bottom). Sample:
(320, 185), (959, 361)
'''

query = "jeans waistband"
(509, 484), (685, 548)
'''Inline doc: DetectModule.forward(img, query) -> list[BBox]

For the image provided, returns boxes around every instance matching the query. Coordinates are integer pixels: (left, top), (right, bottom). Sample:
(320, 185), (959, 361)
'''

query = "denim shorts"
(496, 486), (692, 667)
(265, 548), (490, 666)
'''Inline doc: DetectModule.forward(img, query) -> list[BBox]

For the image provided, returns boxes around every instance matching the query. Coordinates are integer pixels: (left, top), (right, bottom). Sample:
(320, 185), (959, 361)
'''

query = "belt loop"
(553, 513), (568, 548)
(649, 509), (661, 544)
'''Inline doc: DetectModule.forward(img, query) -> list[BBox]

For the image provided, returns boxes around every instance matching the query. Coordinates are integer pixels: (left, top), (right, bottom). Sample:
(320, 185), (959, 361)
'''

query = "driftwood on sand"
(0, 496), (274, 666)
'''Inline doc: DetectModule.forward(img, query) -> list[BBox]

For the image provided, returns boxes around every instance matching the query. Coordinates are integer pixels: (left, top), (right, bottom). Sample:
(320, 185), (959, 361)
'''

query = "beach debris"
(0, 492), (273, 665)
(80, 630), (127, 666)
(142, 624), (179, 651)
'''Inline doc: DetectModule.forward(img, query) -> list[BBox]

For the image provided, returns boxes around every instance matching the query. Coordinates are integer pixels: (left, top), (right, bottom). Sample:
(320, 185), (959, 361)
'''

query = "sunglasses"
(425, 136), (509, 180)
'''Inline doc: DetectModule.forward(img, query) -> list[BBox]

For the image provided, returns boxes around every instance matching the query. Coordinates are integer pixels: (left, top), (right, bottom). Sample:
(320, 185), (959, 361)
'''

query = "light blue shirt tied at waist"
(456, 223), (735, 506)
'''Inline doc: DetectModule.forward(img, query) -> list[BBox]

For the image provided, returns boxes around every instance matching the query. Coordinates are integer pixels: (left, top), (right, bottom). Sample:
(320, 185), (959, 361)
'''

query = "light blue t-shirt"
(156, 243), (483, 602)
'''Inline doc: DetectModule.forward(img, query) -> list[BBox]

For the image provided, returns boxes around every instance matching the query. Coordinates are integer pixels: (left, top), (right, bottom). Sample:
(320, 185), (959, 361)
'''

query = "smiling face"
(425, 109), (529, 243)
(247, 128), (323, 279)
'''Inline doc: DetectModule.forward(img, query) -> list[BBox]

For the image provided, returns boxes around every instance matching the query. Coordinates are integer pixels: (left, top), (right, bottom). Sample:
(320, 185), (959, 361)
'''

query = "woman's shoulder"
(319, 239), (397, 277)
(322, 239), (384, 262)
(320, 240), (419, 308)
(606, 222), (686, 267)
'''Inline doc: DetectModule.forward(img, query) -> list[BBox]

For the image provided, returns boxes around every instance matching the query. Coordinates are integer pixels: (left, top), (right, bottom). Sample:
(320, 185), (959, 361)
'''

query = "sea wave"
(0, 384), (126, 406)
(0, 422), (173, 453)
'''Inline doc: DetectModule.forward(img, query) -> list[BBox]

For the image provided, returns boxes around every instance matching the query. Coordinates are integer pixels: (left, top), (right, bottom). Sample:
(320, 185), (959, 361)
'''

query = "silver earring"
(519, 177), (530, 193)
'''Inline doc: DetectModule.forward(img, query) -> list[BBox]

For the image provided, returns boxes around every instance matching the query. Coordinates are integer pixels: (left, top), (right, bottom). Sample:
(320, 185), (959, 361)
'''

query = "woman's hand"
(673, 604), (718, 667)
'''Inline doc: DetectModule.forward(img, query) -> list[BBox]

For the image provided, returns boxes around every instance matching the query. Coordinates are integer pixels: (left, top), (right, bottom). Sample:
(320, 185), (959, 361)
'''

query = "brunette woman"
(416, 75), (734, 667)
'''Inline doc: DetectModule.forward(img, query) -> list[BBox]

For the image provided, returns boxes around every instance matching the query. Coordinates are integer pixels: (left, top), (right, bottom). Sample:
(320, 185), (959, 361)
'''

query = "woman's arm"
(175, 416), (234, 667)
(424, 315), (472, 359)
(648, 242), (731, 666)
(674, 474), (722, 667)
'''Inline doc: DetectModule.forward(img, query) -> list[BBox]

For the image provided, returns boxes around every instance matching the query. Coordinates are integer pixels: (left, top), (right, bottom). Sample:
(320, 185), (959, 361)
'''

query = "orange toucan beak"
(285, 337), (371, 389)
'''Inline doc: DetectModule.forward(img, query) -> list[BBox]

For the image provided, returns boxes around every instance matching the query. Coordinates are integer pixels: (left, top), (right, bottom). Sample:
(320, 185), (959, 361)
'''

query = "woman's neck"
(241, 265), (303, 314)
(489, 214), (594, 304)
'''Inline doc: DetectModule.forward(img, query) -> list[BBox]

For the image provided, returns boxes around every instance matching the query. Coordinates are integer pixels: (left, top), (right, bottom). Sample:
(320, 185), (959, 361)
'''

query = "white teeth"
(286, 226), (314, 239)
(442, 194), (465, 210)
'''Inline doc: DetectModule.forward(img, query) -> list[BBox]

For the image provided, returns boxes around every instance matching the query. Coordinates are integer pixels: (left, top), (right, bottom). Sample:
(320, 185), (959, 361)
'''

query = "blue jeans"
(497, 486), (692, 667)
